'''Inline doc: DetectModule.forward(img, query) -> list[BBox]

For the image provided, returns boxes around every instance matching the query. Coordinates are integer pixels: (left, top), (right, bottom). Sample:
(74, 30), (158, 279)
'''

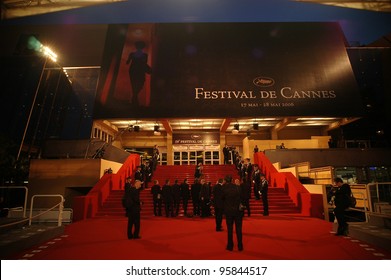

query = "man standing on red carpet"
(333, 177), (352, 236)
(222, 175), (243, 251)
(123, 180), (142, 239)
(213, 178), (224, 231)
(260, 173), (269, 216)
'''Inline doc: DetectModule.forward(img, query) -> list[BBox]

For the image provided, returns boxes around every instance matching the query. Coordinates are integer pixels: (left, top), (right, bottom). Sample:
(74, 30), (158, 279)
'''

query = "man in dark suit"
(134, 165), (144, 188)
(180, 178), (190, 216)
(333, 177), (352, 236)
(260, 173), (269, 216)
(123, 180), (142, 239)
(191, 178), (202, 216)
(252, 164), (261, 200)
(213, 178), (224, 231)
(223, 144), (230, 164)
(244, 158), (253, 198)
(150, 180), (162, 216)
(200, 178), (211, 217)
(239, 178), (251, 217)
(222, 175), (243, 251)
(124, 176), (132, 191)
(142, 160), (152, 188)
(172, 179), (181, 217)
(162, 179), (174, 217)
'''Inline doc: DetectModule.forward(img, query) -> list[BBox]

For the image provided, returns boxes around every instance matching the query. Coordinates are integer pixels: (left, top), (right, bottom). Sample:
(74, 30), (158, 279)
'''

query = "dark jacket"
(252, 169), (261, 187)
(222, 182), (242, 217)
(213, 183), (224, 209)
(191, 182), (202, 201)
(172, 183), (181, 200)
(194, 166), (203, 179)
(260, 178), (268, 193)
(151, 184), (162, 201)
(134, 170), (143, 182)
(180, 182), (190, 199)
(240, 182), (251, 200)
(334, 183), (352, 209)
(245, 163), (253, 182)
(200, 183), (210, 200)
(122, 187), (141, 215)
(162, 184), (173, 202)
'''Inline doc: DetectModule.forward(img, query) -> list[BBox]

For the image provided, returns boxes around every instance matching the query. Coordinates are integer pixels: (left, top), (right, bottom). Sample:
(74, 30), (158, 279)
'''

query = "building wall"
(28, 159), (101, 208)
(243, 136), (330, 159)
(264, 148), (391, 168)
(277, 127), (326, 139)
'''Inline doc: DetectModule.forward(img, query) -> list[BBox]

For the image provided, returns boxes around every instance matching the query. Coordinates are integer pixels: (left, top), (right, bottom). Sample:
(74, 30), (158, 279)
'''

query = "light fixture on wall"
(133, 125), (140, 132)
(153, 124), (161, 136)
(232, 123), (240, 134)
(253, 123), (259, 130)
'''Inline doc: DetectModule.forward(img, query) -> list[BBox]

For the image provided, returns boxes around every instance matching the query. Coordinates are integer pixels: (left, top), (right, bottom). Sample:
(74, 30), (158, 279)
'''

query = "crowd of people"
(121, 150), (353, 253)
(122, 174), (250, 251)
(122, 157), (270, 252)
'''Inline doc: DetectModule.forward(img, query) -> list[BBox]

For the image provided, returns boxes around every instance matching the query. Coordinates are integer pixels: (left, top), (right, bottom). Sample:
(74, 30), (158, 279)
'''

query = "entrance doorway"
(173, 146), (220, 165)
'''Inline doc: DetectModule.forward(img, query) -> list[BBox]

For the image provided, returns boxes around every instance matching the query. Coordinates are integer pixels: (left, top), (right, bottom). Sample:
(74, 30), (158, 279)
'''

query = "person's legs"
(225, 216), (234, 250)
(215, 208), (223, 231)
(183, 199), (188, 216)
(254, 185), (260, 200)
(244, 199), (250, 216)
(127, 216), (133, 239)
(164, 201), (170, 217)
(235, 215), (243, 251)
(262, 191), (269, 216)
(133, 213), (141, 238)
(153, 200), (158, 216)
(157, 200), (162, 216)
(334, 207), (348, 235)
(175, 199), (180, 216)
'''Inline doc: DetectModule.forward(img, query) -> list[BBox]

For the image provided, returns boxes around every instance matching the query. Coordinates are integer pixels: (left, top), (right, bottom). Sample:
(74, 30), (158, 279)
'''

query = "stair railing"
(367, 182), (391, 215)
(0, 194), (65, 232)
(29, 194), (64, 226)
(348, 191), (368, 222)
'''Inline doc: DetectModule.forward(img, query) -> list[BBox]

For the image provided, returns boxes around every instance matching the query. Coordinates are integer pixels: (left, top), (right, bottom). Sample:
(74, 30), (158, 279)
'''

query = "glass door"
(173, 147), (219, 165)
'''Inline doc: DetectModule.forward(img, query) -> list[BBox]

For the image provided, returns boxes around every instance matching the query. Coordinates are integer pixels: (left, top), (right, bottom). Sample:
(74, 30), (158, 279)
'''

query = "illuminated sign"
(95, 22), (363, 119)
(173, 133), (220, 145)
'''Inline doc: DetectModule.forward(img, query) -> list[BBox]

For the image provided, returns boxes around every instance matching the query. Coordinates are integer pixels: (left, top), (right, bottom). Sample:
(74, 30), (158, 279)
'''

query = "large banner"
(94, 22), (363, 119)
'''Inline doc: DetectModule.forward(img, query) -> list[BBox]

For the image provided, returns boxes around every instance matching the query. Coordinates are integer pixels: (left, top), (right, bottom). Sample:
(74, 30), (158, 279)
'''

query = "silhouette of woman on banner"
(126, 41), (152, 106)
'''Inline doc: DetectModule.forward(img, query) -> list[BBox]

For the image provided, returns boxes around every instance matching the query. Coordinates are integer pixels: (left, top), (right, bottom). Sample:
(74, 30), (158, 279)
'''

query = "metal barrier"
(348, 191), (368, 222)
(26, 208), (73, 223)
(0, 186), (28, 218)
(322, 182), (391, 223)
(29, 195), (64, 226)
(308, 167), (334, 185)
(367, 182), (391, 214)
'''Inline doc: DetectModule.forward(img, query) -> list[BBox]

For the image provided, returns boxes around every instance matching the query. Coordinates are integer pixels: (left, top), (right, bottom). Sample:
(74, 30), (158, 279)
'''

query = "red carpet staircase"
(95, 165), (300, 217)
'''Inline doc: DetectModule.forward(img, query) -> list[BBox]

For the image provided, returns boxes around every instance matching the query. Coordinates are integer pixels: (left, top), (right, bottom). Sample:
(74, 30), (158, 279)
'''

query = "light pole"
(16, 45), (58, 163)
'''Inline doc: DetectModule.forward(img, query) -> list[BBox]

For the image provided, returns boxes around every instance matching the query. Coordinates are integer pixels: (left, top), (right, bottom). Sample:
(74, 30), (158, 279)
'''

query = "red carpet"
(10, 215), (391, 260)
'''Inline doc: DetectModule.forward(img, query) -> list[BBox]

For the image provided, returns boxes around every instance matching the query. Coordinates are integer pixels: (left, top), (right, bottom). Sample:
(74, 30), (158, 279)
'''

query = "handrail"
(348, 192), (368, 222)
(322, 184), (369, 222)
(0, 196), (64, 230)
(367, 182), (391, 214)
(29, 195), (64, 226)
(73, 153), (140, 221)
(0, 186), (28, 218)
(301, 166), (334, 184)
(323, 183), (391, 223)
